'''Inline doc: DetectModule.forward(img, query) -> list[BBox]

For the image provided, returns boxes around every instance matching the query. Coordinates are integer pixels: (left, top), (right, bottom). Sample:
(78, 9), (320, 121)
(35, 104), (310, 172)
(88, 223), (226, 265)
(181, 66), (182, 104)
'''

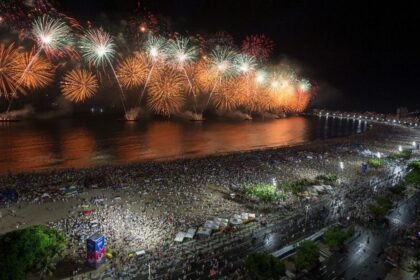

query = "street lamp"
(398, 145), (402, 152)
(339, 161), (344, 170)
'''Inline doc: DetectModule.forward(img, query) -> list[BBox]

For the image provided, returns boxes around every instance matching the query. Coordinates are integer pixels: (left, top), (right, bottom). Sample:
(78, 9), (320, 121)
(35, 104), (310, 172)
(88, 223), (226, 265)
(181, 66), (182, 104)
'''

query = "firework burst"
(61, 69), (98, 102)
(234, 53), (257, 74)
(241, 34), (274, 61)
(166, 36), (198, 67)
(14, 50), (54, 90)
(212, 79), (239, 112)
(0, 44), (23, 98)
(116, 53), (149, 89)
(298, 78), (311, 92)
(32, 15), (73, 57)
(144, 34), (166, 61)
(208, 46), (237, 80)
(79, 29), (116, 67)
(147, 68), (186, 116)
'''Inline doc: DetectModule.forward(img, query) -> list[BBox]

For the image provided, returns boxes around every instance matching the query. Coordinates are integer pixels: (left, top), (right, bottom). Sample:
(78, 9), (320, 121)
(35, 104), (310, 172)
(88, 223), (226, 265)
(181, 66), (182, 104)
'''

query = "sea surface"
(0, 116), (368, 174)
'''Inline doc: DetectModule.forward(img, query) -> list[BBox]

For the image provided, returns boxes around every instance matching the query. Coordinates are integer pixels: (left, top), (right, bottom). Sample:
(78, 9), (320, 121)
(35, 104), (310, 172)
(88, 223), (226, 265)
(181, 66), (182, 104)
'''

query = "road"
(318, 192), (419, 280)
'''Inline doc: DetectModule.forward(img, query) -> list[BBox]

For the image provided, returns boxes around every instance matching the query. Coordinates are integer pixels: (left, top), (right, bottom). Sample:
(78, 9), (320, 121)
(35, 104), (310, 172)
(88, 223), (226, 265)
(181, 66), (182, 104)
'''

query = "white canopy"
(174, 232), (186, 242)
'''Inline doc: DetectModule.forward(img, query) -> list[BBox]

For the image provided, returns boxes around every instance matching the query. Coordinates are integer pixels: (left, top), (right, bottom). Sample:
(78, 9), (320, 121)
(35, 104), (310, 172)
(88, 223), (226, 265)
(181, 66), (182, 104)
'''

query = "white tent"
(174, 232), (186, 242)
(214, 218), (229, 227)
(196, 227), (212, 239)
(240, 213), (249, 221)
(204, 220), (219, 230)
(185, 228), (197, 239)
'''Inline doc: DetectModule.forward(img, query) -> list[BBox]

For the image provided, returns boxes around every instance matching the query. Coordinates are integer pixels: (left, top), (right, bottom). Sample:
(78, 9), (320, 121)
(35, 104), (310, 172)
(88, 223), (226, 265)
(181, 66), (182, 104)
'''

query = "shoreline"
(0, 114), (368, 176)
(0, 121), (369, 178)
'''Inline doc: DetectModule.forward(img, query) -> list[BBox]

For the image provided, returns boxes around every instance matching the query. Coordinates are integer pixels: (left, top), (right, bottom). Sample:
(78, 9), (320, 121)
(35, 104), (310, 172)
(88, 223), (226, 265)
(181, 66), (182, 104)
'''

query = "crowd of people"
(0, 112), (419, 279)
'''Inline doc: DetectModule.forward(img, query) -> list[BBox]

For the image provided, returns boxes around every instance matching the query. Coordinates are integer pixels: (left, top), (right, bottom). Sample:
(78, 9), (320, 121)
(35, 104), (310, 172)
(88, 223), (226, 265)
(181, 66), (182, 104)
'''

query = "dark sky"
(58, 0), (420, 113)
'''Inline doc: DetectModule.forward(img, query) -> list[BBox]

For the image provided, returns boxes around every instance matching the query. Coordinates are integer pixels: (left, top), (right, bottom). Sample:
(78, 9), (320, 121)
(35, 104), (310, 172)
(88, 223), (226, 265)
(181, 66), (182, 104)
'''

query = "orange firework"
(61, 69), (98, 102)
(195, 59), (219, 93)
(147, 68), (186, 116)
(182, 63), (201, 97)
(212, 78), (239, 112)
(0, 44), (23, 98)
(116, 52), (149, 89)
(14, 50), (54, 90)
(255, 90), (276, 112)
(232, 75), (254, 109)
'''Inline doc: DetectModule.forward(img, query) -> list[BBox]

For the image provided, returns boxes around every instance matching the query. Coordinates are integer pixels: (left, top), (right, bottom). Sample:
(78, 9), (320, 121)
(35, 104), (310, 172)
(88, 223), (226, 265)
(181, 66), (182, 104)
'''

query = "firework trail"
(137, 34), (166, 106)
(166, 36), (199, 112)
(202, 46), (237, 112)
(79, 28), (127, 114)
(5, 15), (72, 113)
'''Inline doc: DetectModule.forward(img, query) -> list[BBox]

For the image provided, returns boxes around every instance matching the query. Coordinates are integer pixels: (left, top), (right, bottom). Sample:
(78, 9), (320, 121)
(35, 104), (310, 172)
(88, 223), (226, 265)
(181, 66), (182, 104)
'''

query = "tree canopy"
(295, 240), (320, 271)
(323, 225), (349, 249)
(246, 252), (286, 279)
(0, 225), (67, 280)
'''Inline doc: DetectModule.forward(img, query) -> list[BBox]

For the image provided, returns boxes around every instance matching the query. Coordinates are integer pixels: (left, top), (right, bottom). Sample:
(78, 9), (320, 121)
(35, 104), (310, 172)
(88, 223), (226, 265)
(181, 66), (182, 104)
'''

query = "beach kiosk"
(87, 232), (105, 268)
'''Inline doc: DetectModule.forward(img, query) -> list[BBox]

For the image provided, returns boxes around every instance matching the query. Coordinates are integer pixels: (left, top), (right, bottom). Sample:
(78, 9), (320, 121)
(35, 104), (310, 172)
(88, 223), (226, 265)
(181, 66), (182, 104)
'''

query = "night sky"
(42, 1), (420, 113)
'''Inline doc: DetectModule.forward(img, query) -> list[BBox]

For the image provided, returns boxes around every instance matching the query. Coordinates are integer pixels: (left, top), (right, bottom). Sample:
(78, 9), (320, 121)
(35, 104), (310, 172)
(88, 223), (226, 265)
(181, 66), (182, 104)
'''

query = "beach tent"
(174, 232), (186, 242)
(185, 228), (197, 239)
(214, 218), (229, 227)
(204, 220), (219, 230)
(240, 213), (249, 222)
(196, 227), (212, 239)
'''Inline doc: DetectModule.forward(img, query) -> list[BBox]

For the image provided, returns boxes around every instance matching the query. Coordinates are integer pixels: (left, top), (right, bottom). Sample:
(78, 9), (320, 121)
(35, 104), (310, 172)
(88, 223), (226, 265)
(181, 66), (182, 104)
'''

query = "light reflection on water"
(0, 116), (367, 173)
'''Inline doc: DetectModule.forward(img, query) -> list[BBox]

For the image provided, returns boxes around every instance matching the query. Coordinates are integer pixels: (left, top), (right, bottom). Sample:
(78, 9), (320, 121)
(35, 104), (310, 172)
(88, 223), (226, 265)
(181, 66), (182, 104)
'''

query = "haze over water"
(0, 116), (368, 174)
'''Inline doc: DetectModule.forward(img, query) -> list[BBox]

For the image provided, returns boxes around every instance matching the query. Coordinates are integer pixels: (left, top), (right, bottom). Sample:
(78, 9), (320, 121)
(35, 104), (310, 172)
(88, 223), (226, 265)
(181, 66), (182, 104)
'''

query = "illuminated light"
(140, 26), (146, 32)
(398, 145), (402, 152)
(79, 29), (115, 67)
(239, 63), (249, 73)
(377, 152), (381, 158)
(150, 47), (158, 58)
(256, 71), (266, 83)
(299, 79), (310, 91)
(177, 53), (186, 62)
(40, 35), (52, 45)
(217, 61), (228, 72)
(339, 161), (344, 170)
(271, 80), (279, 88)
(413, 141), (416, 147)
(96, 46), (107, 57)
